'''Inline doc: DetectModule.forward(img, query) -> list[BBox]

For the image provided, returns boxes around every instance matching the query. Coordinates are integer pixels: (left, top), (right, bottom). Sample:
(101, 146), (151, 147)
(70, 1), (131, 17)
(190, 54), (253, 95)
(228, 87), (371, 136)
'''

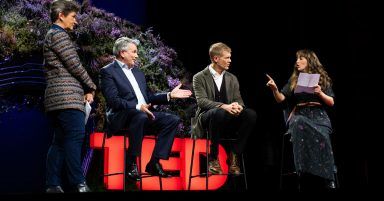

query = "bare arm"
(266, 74), (286, 103)
(314, 85), (334, 106)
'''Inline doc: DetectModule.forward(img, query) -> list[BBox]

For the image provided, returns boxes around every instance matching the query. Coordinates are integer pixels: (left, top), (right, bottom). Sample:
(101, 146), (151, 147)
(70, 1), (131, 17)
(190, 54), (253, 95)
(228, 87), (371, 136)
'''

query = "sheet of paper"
(85, 101), (92, 124)
(294, 73), (320, 94)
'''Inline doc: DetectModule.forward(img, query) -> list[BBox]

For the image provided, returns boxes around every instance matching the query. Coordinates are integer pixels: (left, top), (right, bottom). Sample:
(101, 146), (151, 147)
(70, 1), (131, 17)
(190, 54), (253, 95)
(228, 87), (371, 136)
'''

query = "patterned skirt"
(287, 106), (336, 180)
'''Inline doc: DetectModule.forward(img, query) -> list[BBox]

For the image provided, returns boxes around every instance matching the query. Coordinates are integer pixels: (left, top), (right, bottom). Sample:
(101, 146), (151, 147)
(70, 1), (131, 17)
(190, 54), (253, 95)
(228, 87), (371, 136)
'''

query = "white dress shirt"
(116, 60), (147, 110)
(209, 64), (225, 91)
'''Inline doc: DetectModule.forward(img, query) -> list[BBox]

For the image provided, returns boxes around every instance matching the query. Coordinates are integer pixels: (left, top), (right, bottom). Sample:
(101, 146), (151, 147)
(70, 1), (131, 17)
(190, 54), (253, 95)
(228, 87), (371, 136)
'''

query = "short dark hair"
(50, 0), (80, 23)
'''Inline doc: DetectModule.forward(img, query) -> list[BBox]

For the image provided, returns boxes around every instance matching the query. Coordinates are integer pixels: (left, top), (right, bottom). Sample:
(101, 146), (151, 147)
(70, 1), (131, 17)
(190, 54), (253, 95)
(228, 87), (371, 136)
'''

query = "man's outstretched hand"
(170, 84), (192, 99)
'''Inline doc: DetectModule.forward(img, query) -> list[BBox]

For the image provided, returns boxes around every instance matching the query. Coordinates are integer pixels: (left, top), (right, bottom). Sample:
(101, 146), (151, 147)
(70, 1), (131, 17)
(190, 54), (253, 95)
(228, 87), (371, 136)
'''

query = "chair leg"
(158, 176), (163, 190)
(101, 132), (107, 188)
(334, 170), (340, 189)
(101, 133), (106, 161)
(123, 133), (127, 192)
(139, 156), (143, 191)
(241, 153), (248, 190)
(279, 134), (286, 190)
(297, 172), (301, 192)
(188, 138), (196, 190)
(206, 133), (209, 190)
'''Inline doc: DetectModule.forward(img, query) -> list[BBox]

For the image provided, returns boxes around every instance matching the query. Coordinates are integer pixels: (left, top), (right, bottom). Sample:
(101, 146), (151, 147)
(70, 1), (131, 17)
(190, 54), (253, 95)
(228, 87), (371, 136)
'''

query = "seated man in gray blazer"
(192, 42), (257, 175)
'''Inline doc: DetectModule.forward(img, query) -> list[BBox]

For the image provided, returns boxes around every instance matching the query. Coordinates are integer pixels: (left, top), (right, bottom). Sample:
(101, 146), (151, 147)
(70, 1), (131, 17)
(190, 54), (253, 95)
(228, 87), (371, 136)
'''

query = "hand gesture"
(170, 84), (192, 99)
(221, 102), (243, 116)
(140, 103), (155, 120)
(232, 102), (243, 115)
(266, 74), (278, 91)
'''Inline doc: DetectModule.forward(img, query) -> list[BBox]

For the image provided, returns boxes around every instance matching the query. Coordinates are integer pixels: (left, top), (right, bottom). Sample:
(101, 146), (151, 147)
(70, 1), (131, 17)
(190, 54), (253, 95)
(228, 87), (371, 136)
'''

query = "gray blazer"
(191, 66), (245, 138)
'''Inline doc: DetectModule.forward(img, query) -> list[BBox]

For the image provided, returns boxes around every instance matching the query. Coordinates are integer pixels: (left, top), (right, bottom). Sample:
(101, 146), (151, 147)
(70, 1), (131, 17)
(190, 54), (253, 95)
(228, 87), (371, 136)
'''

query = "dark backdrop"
(145, 0), (381, 190)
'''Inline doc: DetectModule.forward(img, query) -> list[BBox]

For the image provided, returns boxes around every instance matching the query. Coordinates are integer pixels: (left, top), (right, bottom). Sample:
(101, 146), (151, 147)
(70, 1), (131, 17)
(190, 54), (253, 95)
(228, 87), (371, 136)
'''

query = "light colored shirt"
(209, 64), (225, 91)
(116, 59), (147, 110)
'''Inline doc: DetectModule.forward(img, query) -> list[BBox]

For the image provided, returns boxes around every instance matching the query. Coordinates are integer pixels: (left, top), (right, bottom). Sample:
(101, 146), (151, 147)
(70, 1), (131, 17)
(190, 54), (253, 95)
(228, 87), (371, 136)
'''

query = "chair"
(279, 105), (339, 191)
(101, 130), (164, 191)
(279, 109), (301, 191)
(187, 129), (248, 191)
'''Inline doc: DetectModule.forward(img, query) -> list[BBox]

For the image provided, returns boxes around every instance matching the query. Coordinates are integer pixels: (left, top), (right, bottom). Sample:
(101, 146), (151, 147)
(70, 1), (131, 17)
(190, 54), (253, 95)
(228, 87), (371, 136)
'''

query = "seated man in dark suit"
(100, 37), (192, 180)
(192, 42), (257, 175)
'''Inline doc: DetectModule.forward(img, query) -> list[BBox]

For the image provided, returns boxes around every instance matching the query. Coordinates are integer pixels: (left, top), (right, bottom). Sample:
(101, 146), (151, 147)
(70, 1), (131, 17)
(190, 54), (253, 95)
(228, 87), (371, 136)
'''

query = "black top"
(281, 78), (335, 106)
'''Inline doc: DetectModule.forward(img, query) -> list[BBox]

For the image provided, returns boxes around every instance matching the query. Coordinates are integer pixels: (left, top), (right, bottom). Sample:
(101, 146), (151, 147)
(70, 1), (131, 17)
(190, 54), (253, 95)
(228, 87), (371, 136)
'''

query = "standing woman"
(266, 49), (336, 189)
(43, 0), (96, 193)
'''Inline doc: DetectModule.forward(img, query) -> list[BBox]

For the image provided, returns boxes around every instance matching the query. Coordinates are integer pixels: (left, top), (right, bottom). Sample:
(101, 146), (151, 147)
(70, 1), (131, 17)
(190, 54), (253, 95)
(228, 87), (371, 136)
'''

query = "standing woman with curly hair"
(266, 49), (336, 189)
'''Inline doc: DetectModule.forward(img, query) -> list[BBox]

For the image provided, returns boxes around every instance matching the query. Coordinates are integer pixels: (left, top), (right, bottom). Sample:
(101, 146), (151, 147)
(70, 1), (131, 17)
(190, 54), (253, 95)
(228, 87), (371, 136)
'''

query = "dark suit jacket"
(191, 66), (245, 138)
(99, 61), (168, 132)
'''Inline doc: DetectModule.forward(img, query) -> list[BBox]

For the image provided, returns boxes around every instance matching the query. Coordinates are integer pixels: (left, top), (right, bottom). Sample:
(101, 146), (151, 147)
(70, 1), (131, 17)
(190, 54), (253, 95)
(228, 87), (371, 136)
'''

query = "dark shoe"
(208, 159), (223, 174)
(145, 162), (170, 177)
(46, 186), (64, 193)
(228, 152), (241, 175)
(77, 182), (91, 193)
(127, 163), (141, 181)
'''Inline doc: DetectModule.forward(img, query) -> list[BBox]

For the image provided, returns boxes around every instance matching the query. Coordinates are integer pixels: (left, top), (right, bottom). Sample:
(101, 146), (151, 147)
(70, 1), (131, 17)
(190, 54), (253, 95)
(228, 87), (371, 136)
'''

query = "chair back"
(282, 107), (290, 127)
